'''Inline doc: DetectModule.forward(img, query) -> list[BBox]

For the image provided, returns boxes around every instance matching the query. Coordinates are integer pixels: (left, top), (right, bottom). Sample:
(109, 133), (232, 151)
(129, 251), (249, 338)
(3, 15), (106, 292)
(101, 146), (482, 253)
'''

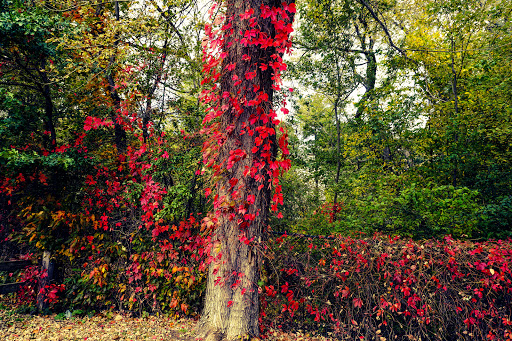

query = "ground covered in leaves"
(0, 309), (330, 341)
(0, 310), (200, 341)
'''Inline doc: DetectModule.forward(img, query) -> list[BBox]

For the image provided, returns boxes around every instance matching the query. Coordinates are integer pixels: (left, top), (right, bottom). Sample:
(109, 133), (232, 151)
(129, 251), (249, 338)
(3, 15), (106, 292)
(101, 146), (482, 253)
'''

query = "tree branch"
(356, 0), (407, 56)
(0, 81), (40, 91)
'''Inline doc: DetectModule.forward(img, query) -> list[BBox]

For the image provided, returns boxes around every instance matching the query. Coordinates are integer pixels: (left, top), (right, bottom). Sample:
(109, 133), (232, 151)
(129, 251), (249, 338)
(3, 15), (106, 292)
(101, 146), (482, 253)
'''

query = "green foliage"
(281, 0), (512, 242)
(477, 196), (512, 240)
(389, 184), (481, 238)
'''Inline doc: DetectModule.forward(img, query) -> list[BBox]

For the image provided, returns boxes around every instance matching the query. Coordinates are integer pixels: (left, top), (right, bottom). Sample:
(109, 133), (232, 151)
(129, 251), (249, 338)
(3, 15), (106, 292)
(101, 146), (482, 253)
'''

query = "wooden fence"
(0, 259), (32, 295)
(0, 251), (54, 310)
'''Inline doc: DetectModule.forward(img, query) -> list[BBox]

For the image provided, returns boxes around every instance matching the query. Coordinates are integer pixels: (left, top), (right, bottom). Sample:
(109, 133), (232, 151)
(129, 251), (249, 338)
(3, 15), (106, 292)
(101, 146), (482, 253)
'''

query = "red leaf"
(245, 71), (256, 80)
(229, 178), (238, 187)
(38, 172), (48, 185)
(240, 8), (254, 20)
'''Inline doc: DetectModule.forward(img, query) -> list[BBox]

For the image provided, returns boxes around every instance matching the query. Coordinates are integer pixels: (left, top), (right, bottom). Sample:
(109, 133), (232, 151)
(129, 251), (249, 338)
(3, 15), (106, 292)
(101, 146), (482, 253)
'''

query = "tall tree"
(198, 0), (295, 339)
(0, 0), (62, 150)
(290, 0), (405, 207)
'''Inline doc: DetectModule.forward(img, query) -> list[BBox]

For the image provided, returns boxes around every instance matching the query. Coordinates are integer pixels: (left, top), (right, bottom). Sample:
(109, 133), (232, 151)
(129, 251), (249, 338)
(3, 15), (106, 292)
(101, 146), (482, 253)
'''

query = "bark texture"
(106, 1), (127, 155)
(39, 62), (57, 150)
(198, 0), (293, 339)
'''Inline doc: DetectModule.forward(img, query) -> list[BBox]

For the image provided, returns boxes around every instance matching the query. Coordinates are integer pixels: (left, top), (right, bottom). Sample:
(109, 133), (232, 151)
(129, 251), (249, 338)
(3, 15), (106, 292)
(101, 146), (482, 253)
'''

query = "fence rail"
(0, 260), (32, 295)
(0, 251), (54, 310)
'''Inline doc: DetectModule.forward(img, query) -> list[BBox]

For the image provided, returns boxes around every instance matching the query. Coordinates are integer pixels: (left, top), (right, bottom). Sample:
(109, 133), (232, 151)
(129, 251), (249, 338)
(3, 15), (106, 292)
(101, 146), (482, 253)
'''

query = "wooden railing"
(0, 259), (33, 295)
(0, 251), (54, 310)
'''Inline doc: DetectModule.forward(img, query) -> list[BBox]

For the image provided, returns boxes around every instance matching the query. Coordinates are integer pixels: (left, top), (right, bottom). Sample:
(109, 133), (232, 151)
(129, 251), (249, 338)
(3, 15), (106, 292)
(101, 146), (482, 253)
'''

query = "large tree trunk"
(198, 0), (294, 340)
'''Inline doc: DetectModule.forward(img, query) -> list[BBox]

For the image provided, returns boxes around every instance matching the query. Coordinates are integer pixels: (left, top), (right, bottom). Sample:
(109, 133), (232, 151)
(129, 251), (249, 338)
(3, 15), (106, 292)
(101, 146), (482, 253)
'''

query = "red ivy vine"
(199, 0), (295, 247)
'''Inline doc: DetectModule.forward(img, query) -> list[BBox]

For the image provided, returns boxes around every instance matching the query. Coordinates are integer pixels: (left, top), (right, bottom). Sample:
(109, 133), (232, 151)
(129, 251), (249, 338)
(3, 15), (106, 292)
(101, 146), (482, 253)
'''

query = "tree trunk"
(105, 1), (127, 154)
(354, 15), (377, 120)
(354, 49), (377, 119)
(106, 73), (127, 154)
(142, 45), (166, 143)
(38, 59), (57, 150)
(449, 36), (459, 187)
(333, 98), (341, 207)
(333, 56), (342, 208)
(198, 1), (294, 340)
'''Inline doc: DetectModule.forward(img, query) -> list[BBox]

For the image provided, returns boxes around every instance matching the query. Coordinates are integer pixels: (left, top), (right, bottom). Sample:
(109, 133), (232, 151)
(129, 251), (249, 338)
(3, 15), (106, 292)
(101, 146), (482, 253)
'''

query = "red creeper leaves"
(200, 0), (295, 228)
(83, 116), (114, 131)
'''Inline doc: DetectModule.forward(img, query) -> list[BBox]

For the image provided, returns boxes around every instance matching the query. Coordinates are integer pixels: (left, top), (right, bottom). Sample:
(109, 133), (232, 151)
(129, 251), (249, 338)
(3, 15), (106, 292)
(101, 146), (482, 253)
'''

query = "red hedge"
(261, 234), (512, 340)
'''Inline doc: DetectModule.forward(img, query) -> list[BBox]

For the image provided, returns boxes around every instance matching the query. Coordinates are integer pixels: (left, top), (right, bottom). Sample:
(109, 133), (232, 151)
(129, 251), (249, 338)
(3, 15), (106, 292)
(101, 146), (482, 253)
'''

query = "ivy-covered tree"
(197, 0), (295, 339)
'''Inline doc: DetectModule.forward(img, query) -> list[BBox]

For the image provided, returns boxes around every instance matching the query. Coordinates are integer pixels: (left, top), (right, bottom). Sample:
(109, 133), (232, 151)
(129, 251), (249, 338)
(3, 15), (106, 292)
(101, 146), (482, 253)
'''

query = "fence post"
(37, 250), (54, 311)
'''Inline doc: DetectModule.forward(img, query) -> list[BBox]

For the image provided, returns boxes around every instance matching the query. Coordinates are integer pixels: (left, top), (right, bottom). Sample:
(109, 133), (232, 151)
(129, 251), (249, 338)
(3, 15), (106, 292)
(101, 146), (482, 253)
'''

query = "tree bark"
(332, 54), (348, 209)
(450, 36), (459, 187)
(142, 39), (167, 143)
(354, 35), (377, 119)
(198, 1), (294, 340)
(105, 1), (127, 154)
(39, 61), (57, 150)
(106, 73), (127, 154)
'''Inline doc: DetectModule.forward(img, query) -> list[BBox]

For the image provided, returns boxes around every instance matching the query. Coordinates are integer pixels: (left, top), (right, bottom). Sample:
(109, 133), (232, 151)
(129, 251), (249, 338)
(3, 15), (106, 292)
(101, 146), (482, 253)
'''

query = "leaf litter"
(0, 310), (333, 341)
(0, 310), (198, 341)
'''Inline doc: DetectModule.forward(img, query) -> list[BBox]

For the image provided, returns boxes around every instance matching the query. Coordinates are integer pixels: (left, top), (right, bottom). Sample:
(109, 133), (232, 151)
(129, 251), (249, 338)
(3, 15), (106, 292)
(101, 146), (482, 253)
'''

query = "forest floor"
(0, 305), (329, 341)
(0, 309), (198, 341)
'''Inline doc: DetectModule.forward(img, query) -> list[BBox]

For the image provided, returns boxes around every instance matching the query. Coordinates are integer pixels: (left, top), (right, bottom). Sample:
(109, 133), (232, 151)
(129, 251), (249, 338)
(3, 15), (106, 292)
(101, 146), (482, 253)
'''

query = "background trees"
(283, 0), (512, 239)
(1, 0), (209, 315)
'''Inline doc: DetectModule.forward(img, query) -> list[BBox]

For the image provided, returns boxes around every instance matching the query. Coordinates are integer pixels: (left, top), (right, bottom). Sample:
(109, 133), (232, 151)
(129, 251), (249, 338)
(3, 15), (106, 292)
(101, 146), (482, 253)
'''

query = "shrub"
(477, 196), (512, 240)
(1, 130), (208, 316)
(390, 184), (481, 238)
(261, 234), (512, 340)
